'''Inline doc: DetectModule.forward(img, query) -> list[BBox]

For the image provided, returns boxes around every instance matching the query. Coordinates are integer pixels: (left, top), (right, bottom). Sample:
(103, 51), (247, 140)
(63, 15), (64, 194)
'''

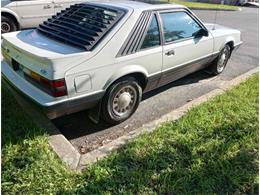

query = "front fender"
(1, 8), (20, 24)
(219, 36), (235, 51)
(104, 65), (149, 90)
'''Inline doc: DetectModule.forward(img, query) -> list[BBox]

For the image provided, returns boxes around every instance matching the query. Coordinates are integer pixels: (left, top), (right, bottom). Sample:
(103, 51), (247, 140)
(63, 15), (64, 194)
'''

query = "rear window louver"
(37, 3), (126, 51)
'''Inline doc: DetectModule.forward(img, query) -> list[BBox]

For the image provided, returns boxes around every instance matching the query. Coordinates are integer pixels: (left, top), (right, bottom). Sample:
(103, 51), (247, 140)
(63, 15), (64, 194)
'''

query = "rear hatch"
(2, 2), (127, 79)
(2, 30), (87, 97)
(2, 29), (85, 80)
(2, 2), (127, 97)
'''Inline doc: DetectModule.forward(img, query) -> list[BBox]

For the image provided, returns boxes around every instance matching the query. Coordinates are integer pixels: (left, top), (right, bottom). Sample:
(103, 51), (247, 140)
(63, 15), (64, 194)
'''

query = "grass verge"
(2, 74), (258, 194)
(165, 0), (240, 10)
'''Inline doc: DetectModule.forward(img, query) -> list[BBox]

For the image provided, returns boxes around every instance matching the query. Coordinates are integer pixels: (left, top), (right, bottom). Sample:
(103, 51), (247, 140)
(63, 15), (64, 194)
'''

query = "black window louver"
(37, 3), (126, 51)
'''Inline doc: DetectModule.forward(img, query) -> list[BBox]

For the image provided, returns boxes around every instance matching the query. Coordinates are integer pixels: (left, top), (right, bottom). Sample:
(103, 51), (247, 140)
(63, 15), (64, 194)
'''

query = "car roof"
(37, 1), (187, 51)
(89, 0), (186, 12)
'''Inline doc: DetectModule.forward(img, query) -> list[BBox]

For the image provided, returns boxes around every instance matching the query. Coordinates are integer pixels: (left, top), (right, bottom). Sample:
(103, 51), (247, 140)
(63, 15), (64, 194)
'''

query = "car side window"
(160, 11), (202, 43)
(140, 14), (160, 50)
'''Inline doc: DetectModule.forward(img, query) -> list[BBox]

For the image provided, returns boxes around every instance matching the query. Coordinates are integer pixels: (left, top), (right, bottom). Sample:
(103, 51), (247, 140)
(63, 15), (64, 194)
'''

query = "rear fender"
(104, 65), (148, 90)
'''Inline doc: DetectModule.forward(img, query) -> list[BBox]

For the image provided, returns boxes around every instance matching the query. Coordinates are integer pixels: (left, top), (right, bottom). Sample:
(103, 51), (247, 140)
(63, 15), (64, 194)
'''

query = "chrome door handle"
(165, 50), (175, 56)
(43, 4), (52, 9)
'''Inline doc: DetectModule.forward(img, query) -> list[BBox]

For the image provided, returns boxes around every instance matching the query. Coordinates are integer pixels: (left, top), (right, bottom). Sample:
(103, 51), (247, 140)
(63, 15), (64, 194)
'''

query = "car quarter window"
(140, 14), (160, 50)
(160, 11), (202, 43)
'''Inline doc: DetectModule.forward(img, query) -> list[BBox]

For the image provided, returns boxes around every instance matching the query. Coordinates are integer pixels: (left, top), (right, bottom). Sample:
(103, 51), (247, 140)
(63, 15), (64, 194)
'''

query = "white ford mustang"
(1, 1), (242, 124)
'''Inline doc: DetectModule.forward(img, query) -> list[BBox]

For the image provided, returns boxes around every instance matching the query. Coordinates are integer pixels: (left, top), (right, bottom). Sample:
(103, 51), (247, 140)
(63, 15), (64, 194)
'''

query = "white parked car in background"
(2, 1), (242, 124)
(1, 0), (86, 33)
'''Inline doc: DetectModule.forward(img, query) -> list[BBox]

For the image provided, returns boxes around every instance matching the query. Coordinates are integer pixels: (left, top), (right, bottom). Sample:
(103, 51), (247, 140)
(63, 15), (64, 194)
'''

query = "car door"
(158, 9), (214, 86)
(15, 0), (55, 29)
(137, 13), (163, 92)
(53, 0), (85, 13)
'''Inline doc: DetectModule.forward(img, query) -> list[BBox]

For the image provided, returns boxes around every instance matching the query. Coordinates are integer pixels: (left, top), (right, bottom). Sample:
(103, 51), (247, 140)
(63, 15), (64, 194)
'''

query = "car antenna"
(213, 0), (224, 30)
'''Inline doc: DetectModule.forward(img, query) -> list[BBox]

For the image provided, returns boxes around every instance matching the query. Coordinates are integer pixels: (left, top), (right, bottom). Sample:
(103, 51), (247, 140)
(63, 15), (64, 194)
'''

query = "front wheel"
(209, 44), (231, 75)
(101, 77), (142, 124)
(1, 16), (17, 33)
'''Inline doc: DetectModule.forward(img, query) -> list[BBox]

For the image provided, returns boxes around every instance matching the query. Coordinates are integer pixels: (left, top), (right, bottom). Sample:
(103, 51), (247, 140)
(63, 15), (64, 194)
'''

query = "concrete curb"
(12, 90), (81, 170)
(14, 67), (258, 171)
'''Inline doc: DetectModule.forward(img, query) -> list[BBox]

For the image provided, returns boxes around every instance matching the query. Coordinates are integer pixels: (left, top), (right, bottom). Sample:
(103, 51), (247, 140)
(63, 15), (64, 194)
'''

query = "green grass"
(2, 74), (258, 194)
(165, 0), (240, 10)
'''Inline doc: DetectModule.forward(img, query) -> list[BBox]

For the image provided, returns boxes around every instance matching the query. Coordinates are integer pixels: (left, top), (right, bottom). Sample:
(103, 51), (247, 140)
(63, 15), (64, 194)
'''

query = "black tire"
(209, 44), (231, 75)
(1, 16), (17, 33)
(101, 77), (142, 125)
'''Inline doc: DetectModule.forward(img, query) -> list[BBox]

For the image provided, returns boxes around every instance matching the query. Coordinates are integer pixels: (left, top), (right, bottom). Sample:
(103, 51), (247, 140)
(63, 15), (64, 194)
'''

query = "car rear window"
(37, 3), (126, 51)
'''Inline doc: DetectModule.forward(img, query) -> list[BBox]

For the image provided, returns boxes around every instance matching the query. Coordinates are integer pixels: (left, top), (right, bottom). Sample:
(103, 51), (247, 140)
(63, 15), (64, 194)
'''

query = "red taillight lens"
(40, 77), (67, 97)
(24, 69), (67, 97)
(51, 80), (66, 88)
(40, 78), (65, 88)
(52, 89), (67, 97)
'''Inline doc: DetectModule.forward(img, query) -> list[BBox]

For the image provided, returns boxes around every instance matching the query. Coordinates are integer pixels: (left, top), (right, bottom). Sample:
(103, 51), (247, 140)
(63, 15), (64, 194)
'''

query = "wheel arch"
(103, 65), (149, 91)
(226, 41), (234, 52)
(1, 10), (20, 29)
(221, 40), (235, 59)
(221, 36), (235, 52)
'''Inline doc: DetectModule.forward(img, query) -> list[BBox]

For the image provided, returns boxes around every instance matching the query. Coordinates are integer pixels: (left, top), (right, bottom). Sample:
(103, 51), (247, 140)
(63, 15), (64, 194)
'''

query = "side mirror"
(193, 29), (209, 38)
(201, 28), (209, 37)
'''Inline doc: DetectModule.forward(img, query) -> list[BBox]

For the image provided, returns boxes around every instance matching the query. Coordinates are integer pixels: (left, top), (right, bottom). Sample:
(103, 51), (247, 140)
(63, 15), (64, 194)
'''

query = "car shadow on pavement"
(52, 70), (212, 141)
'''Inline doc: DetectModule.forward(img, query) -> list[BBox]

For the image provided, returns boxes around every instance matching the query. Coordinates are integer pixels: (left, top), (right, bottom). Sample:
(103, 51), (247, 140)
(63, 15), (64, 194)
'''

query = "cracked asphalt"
(52, 7), (259, 154)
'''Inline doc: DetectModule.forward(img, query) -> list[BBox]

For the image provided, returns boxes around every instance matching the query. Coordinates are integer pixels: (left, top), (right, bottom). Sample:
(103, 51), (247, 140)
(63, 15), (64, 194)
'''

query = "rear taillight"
(24, 68), (67, 97)
(40, 77), (67, 97)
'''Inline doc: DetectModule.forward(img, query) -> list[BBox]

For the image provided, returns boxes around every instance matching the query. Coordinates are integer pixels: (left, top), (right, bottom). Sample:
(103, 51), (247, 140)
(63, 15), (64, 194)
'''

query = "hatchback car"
(2, 1), (242, 124)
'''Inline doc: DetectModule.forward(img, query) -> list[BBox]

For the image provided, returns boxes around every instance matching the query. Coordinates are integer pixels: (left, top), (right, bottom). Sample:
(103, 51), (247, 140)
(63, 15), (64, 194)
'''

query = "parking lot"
(52, 7), (259, 154)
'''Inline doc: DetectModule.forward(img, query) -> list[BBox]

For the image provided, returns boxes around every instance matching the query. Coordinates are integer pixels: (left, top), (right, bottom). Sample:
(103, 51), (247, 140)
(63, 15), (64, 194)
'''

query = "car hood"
(204, 23), (235, 31)
(204, 23), (241, 38)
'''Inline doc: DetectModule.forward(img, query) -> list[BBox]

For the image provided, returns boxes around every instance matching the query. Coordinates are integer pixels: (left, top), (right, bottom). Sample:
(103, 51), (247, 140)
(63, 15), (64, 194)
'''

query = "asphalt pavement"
(53, 7), (259, 154)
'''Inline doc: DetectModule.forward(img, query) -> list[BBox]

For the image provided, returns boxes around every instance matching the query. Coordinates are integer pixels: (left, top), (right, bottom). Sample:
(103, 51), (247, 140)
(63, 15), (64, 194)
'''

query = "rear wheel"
(209, 44), (231, 75)
(1, 16), (17, 33)
(101, 77), (142, 124)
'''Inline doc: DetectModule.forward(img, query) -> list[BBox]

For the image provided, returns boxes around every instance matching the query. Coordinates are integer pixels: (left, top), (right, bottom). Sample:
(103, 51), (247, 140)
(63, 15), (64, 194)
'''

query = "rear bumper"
(2, 60), (104, 119)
